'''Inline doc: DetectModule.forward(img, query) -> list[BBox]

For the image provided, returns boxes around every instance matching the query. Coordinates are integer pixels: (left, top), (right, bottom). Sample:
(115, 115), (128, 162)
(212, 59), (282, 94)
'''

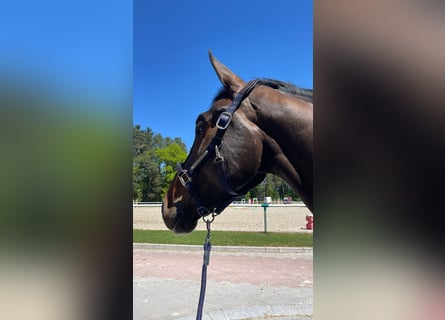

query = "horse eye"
(195, 121), (207, 135)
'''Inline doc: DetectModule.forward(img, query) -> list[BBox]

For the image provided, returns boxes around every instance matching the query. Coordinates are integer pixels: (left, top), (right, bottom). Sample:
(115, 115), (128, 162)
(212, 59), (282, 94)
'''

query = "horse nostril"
(162, 200), (189, 232)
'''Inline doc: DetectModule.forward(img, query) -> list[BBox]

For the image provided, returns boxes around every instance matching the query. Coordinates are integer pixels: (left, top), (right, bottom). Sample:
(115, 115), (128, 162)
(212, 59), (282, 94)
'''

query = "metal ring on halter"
(202, 213), (216, 224)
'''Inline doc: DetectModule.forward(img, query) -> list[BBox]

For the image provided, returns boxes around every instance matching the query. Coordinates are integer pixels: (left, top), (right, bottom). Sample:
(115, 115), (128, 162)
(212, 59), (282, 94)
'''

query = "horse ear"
(208, 49), (245, 93)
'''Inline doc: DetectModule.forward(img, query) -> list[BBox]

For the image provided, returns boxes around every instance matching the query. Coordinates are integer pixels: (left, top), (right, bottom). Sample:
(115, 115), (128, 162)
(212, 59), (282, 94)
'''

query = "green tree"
(155, 143), (187, 195)
(133, 125), (153, 156)
(248, 174), (301, 203)
(133, 150), (162, 201)
(133, 125), (187, 202)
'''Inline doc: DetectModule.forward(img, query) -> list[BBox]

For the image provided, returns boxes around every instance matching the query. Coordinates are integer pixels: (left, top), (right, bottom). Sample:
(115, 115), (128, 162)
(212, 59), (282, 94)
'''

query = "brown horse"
(162, 51), (312, 233)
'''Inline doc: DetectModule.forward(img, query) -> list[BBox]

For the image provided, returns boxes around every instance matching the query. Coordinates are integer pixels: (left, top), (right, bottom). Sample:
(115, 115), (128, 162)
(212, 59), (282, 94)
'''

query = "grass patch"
(133, 229), (312, 247)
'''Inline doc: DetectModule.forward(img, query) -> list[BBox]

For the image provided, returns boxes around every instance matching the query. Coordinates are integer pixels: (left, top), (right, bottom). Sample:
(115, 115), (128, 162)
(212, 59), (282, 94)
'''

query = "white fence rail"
(133, 202), (163, 207)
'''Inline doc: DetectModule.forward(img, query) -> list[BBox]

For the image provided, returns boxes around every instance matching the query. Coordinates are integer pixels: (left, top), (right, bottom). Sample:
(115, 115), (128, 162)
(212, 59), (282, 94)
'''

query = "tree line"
(133, 125), (300, 203)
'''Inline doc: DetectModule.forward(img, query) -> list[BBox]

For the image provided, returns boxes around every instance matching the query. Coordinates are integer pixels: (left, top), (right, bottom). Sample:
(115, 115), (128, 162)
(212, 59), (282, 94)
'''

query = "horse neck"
(248, 87), (313, 208)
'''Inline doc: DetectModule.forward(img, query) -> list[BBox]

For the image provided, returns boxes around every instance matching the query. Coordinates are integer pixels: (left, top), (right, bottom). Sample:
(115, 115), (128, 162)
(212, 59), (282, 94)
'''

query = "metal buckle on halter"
(216, 111), (232, 130)
(177, 165), (192, 187)
(214, 145), (224, 164)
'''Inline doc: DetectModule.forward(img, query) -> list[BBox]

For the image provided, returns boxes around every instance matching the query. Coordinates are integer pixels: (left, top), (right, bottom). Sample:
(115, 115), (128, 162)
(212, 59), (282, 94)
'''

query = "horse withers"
(162, 51), (313, 233)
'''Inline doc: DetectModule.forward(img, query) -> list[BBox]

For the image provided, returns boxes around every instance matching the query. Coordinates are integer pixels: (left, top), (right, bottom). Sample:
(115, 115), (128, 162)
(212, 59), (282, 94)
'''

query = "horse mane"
(213, 78), (313, 103)
(257, 78), (313, 103)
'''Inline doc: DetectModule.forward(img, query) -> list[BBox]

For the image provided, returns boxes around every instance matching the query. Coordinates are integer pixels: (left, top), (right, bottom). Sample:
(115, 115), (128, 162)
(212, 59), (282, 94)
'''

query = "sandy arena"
(133, 203), (313, 233)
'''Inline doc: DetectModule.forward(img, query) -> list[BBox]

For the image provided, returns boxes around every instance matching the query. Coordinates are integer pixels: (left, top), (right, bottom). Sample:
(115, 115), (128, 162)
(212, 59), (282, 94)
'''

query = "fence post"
(261, 203), (269, 233)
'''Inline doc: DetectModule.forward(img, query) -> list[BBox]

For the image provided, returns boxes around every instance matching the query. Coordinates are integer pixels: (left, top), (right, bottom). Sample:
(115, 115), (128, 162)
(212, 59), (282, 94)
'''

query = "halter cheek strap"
(176, 79), (260, 217)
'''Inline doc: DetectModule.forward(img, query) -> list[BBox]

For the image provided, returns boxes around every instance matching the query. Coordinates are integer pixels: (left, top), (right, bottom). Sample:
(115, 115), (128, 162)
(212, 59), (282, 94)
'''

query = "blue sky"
(134, 0), (313, 150)
(1, 0), (132, 106)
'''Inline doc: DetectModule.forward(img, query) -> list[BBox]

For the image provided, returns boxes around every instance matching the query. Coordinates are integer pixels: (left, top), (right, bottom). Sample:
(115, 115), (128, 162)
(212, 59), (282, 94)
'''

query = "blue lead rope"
(196, 218), (213, 320)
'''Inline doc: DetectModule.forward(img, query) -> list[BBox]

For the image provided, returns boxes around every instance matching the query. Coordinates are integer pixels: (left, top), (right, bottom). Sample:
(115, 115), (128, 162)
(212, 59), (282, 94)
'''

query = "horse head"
(162, 51), (313, 233)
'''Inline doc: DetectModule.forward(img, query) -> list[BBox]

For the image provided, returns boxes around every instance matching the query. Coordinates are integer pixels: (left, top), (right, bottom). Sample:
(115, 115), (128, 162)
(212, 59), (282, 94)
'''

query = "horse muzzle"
(161, 198), (198, 234)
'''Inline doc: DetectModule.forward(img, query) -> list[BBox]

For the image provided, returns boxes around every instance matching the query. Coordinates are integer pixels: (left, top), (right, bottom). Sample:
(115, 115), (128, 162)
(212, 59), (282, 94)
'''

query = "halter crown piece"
(176, 79), (260, 217)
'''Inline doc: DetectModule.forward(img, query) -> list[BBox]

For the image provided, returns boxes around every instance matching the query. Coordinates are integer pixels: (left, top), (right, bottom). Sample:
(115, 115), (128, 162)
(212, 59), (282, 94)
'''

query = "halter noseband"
(176, 79), (260, 217)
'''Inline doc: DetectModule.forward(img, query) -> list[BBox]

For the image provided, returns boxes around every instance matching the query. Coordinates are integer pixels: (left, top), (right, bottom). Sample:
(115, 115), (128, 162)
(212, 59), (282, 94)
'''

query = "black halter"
(176, 79), (260, 217)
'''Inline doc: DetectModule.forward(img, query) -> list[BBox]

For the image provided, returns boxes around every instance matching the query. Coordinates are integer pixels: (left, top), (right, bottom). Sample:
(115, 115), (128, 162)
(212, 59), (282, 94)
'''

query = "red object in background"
(306, 215), (313, 230)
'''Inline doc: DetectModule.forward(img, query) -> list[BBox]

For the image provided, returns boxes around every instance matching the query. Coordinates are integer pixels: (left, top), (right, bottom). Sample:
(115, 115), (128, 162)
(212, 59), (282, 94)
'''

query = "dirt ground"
(134, 247), (313, 320)
(133, 204), (314, 319)
(133, 204), (313, 233)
